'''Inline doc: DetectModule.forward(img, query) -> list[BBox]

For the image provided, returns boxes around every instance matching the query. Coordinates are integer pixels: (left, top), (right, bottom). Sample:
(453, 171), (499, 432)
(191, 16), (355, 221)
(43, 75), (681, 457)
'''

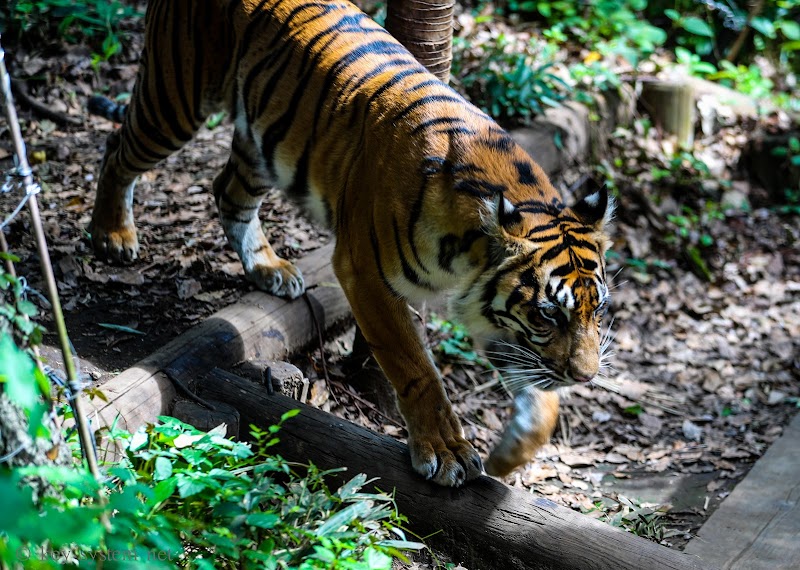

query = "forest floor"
(1, 16), (799, 565)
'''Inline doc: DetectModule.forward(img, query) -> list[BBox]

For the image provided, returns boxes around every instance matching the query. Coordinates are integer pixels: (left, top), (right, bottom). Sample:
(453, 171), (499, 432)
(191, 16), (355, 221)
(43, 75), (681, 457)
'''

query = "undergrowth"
(0, 340), (422, 569)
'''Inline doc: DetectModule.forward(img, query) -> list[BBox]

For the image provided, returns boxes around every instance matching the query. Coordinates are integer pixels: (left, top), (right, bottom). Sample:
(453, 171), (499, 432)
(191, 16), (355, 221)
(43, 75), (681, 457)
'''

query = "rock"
(720, 187), (751, 212)
(682, 419), (703, 442)
(767, 390), (786, 406)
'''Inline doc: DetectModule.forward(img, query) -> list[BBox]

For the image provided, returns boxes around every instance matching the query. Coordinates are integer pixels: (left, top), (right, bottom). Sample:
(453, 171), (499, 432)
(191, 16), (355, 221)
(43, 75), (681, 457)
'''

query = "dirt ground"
(1, 16), (799, 562)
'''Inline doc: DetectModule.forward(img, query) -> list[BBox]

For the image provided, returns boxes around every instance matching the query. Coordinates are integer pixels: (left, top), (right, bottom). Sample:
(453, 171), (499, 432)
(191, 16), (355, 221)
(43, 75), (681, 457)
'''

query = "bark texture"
(385, 0), (455, 82)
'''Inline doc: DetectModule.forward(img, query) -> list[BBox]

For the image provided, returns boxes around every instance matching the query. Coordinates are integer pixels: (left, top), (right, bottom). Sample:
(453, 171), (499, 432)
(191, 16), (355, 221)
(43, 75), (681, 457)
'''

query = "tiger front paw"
(407, 419), (484, 487)
(91, 222), (139, 264)
(246, 259), (305, 299)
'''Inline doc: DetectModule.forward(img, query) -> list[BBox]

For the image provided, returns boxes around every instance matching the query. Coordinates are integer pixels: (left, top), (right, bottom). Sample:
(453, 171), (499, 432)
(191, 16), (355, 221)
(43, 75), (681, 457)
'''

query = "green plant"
(674, 46), (718, 76)
(665, 8), (715, 55)
(707, 60), (775, 99)
(587, 495), (670, 542)
(3, 0), (141, 63)
(664, 201), (726, 281)
(1, 403), (423, 568)
(1, 335), (422, 568)
(453, 34), (569, 124)
(771, 136), (800, 214)
(0, 252), (45, 352)
(428, 314), (489, 367)
(517, 0), (667, 64)
(771, 135), (800, 166)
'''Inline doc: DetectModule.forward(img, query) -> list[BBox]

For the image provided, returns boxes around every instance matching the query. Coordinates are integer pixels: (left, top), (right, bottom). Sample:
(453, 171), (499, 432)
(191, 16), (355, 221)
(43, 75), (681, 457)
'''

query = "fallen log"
(84, 243), (352, 432)
(510, 89), (635, 182)
(199, 367), (713, 570)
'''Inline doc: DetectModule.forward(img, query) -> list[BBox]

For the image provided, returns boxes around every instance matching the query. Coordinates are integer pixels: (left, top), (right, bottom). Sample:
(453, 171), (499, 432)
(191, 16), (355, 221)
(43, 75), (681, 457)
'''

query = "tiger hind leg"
(212, 131), (304, 299)
(485, 388), (559, 477)
(91, 83), (207, 262)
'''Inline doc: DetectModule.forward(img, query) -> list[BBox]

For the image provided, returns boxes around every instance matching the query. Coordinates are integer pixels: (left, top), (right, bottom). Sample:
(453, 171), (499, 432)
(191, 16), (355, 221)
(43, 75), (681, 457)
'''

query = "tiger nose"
(571, 373), (595, 383)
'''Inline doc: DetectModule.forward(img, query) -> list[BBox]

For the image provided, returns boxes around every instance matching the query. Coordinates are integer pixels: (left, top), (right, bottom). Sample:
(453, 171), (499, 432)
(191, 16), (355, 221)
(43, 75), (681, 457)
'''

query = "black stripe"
(411, 117), (467, 135)
(337, 58), (418, 108)
(393, 218), (434, 290)
(394, 95), (463, 124)
(232, 165), (269, 197)
(454, 179), (506, 198)
(370, 227), (401, 298)
(217, 188), (259, 212)
(313, 37), (411, 135)
(286, 144), (310, 199)
(514, 161), (539, 185)
(363, 68), (430, 120)
(171, 2), (195, 134)
(406, 181), (430, 274)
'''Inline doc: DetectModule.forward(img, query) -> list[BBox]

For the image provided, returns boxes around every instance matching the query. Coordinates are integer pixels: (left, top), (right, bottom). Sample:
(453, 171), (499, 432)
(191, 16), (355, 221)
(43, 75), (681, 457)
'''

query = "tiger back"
(90, 0), (614, 486)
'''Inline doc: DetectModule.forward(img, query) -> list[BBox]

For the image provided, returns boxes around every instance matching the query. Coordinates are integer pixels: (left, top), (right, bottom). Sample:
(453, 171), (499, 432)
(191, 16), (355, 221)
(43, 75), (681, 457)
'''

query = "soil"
(1, 9), (799, 564)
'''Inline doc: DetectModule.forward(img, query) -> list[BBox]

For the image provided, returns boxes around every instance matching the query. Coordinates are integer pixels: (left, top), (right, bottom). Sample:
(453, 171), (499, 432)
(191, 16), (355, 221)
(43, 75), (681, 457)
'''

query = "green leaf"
(779, 20), (800, 41)
(0, 334), (40, 410)
(623, 403), (644, 416)
(16, 300), (38, 317)
(316, 501), (372, 537)
(154, 456), (174, 481)
(363, 546), (392, 570)
(750, 16), (776, 39)
(281, 408), (300, 422)
(149, 478), (178, 506)
(129, 429), (149, 451)
(682, 17), (714, 37)
(537, 2), (551, 17)
(245, 512), (280, 529)
(176, 476), (209, 498)
(664, 9), (680, 21)
(98, 322), (145, 335)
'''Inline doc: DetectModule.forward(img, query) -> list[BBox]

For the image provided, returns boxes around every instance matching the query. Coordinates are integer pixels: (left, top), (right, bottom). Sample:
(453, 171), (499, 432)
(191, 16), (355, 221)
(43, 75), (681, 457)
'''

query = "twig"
(725, 0), (765, 63)
(302, 289), (341, 406)
(10, 77), (82, 126)
(330, 379), (404, 428)
(162, 368), (217, 411)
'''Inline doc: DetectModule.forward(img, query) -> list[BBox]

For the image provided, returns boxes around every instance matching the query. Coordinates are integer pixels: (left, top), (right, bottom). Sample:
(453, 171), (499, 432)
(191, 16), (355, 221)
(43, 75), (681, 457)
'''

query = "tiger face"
(453, 187), (614, 390)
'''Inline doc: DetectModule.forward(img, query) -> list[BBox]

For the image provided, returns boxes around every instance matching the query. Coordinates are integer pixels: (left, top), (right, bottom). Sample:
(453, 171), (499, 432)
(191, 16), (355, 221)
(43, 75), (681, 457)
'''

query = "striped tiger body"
(90, 0), (613, 486)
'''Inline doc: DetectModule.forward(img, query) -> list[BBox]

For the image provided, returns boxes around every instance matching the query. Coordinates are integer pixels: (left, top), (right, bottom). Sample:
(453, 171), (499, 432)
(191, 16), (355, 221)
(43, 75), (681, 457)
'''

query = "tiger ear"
(571, 186), (614, 229)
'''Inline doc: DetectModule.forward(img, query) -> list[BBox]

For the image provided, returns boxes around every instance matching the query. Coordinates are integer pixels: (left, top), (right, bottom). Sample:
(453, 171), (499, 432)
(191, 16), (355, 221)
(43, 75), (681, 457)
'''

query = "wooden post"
(639, 80), (696, 148)
(199, 368), (714, 570)
(385, 0), (455, 82)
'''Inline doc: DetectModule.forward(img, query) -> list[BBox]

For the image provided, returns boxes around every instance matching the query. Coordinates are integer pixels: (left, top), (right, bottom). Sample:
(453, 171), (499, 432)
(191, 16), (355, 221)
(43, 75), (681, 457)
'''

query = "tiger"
(88, 0), (614, 487)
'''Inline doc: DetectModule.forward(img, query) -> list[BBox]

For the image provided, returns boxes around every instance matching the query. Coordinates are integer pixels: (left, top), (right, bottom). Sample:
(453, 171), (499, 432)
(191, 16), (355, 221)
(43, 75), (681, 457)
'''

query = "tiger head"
(452, 186), (614, 390)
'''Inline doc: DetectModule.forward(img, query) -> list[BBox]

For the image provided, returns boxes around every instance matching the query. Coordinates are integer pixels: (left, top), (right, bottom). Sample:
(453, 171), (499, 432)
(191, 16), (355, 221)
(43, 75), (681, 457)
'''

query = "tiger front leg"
(91, 130), (140, 263)
(485, 387), (559, 477)
(212, 158), (304, 299)
(334, 249), (483, 487)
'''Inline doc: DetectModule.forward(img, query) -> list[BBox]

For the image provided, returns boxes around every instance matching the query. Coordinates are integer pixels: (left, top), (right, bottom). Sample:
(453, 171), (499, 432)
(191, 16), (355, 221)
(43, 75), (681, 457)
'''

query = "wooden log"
(84, 243), (351, 433)
(199, 368), (714, 570)
(172, 400), (240, 438)
(510, 88), (635, 181)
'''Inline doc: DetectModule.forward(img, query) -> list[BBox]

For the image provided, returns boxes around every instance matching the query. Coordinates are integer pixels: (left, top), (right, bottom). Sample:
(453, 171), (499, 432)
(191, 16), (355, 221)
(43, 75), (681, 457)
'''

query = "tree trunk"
(385, 0), (455, 82)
